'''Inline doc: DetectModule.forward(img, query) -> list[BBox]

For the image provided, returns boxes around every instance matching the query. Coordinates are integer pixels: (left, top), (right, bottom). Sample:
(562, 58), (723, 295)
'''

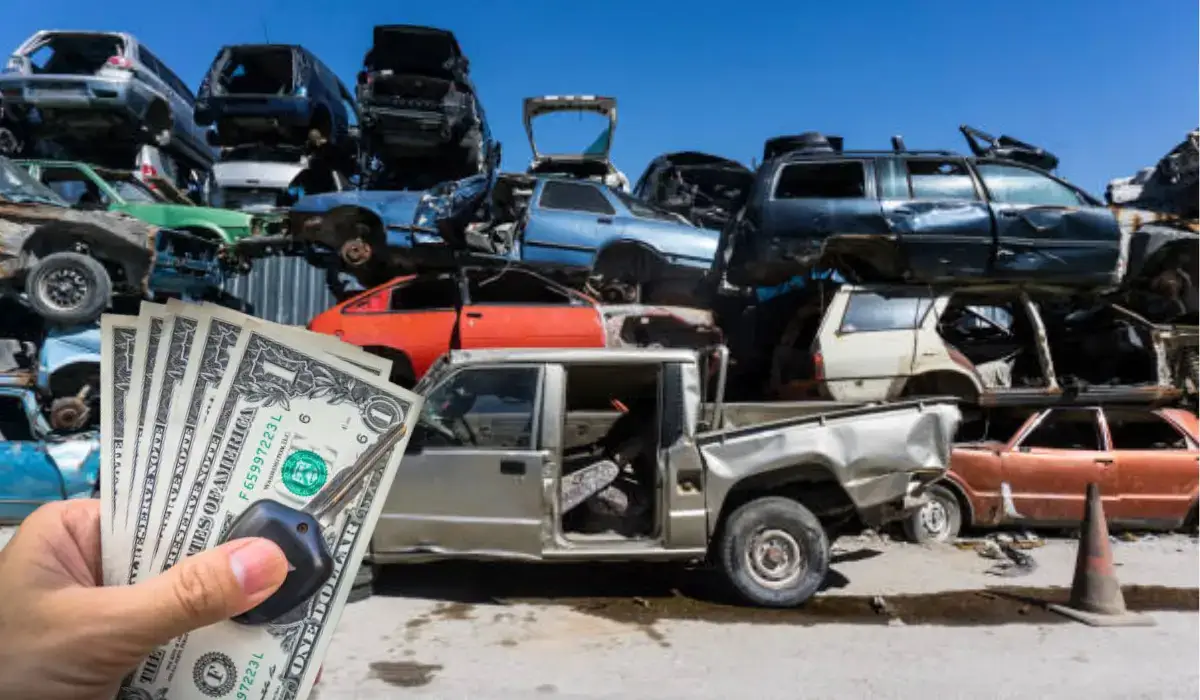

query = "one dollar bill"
(124, 324), (420, 700)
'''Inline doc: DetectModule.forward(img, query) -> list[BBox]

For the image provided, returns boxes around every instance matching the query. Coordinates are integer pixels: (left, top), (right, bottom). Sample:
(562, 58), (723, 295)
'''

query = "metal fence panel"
(221, 256), (336, 327)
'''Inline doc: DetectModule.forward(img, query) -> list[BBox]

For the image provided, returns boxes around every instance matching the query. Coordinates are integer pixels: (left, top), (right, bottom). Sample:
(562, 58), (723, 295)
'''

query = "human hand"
(0, 499), (289, 700)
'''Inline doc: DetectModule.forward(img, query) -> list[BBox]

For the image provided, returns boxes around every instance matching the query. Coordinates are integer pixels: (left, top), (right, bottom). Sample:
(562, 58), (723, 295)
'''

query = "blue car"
(287, 172), (719, 303)
(0, 379), (99, 524)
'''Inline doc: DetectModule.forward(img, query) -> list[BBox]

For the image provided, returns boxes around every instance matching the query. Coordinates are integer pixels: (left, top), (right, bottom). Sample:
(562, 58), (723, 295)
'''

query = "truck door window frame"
(414, 365), (543, 451)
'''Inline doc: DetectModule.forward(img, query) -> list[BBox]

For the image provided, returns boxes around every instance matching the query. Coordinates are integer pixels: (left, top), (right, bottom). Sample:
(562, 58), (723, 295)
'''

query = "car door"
(458, 268), (604, 349)
(880, 156), (994, 280)
(336, 274), (461, 379)
(814, 285), (940, 401)
(0, 391), (66, 524)
(998, 408), (1117, 524)
(1104, 408), (1199, 527)
(974, 161), (1122, 286)
(373, 365), (546, 557)
(521, 179), (622, 271)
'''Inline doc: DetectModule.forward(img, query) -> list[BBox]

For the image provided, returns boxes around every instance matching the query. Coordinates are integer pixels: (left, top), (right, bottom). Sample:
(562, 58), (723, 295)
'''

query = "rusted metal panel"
(221, 255), (336, 326)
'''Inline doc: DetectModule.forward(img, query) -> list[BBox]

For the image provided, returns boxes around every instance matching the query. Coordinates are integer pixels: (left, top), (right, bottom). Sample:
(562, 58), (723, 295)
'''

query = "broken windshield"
(24, 32), (124, 76)
(215, 46), (295, 96)
(0, 158), (68, 206)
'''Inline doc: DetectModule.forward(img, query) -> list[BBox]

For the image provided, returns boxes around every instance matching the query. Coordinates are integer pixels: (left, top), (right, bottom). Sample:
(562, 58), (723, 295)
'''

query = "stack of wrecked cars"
(709, 126), (1199, 411)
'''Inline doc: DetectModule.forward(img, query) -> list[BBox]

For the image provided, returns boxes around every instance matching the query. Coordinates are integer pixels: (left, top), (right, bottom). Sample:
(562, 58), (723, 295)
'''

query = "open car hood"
(523, 95), (617, 162)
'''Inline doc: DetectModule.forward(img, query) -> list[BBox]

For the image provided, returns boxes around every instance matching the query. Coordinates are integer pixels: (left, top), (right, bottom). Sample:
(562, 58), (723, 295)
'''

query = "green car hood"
(118, 202), (255, 243)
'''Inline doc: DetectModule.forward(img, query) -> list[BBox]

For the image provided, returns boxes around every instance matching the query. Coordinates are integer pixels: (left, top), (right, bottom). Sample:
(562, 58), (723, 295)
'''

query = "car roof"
(445, 346), (699, 368)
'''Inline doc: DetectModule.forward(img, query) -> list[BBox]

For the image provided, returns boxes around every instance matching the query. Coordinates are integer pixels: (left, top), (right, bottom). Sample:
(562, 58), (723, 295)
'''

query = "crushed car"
(207, 144), (351, 214)
(355, 24), (495, 184)
(17, 158), (278, 245)
(902, 405), (1199, 543)
(523, 95), (629, 192)
(759, 282), (1197, 409)
(365, 345), (961, 607)
(633, 151), (753, 230)
(279, 170), (718, 304)
(306, 265), (722, 386)
(0, 373), (99, 524)
(0, 155), (224, 325)
(0, 30), (214, 176)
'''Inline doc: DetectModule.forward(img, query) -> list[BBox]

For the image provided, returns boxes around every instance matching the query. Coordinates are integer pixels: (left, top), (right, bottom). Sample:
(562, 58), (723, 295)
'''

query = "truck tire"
(347, 560), (375, 604)
(24, 252), (113, 326)
(901, 484), (962, 544)
(717, 496), (829, 607)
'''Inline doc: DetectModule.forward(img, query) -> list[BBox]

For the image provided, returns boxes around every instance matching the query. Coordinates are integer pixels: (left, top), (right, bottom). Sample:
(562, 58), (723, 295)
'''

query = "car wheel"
(717, 496), (829, 607)
(24, 252), (113, 326)
(902, 484), (963, 544)
(347, 560), (375, 604)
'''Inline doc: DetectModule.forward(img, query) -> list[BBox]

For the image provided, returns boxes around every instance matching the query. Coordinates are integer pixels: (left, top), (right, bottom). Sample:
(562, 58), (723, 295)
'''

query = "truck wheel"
(717, 496), (829, 607)
(902, 484), (962, 544)
(25, 252), (113, 326)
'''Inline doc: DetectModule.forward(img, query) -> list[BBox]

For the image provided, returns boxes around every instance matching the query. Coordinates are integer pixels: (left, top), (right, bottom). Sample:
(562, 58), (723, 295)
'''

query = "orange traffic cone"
(1048, 483), (1156, 627)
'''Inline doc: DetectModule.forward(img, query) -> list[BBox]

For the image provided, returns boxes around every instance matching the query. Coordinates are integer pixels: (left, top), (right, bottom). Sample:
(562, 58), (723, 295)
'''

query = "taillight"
(106, 56), (134, 71)
(140, 163), (158, 180)
(812, 351), (824, 381)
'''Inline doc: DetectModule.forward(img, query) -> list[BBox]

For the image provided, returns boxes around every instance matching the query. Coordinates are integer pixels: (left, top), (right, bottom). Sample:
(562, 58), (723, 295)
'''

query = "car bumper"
(195, 96), (313, 128)
(0, 75), (140, 113)
(360, 104), (461, 144)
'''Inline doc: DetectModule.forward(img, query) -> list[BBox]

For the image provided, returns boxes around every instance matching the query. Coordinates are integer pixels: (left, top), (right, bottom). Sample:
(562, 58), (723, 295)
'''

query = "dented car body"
(715, 131), (1127, 291)
(286, 171), (717, 303)
(369, 346), (960, 607)
(0, 378), (99, 524)
(777, 283), (1199, 408)
(633, 151), (753, 231)
(0, 155), (223, 325)
(913, 406), (1199, 541)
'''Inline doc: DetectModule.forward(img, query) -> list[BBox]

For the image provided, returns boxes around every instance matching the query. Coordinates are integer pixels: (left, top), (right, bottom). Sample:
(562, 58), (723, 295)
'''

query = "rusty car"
(0, 155), (224, 325)
(364, 345), (961, 607)
(633, 151), (753, 231)
(902, 406), (1199, 542)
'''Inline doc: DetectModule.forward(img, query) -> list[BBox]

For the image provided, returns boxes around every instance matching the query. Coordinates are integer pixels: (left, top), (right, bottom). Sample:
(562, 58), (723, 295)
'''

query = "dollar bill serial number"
(239, 415), (283, 500)
(237, 652), (265, 699)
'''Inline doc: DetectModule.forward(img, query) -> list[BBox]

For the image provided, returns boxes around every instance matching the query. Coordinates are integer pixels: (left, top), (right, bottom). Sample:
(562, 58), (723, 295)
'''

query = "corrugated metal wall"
(221, 256), (337, 326)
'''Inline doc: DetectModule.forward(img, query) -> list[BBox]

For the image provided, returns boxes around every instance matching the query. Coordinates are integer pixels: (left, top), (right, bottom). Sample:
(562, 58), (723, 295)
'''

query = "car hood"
(523, 95), (617, 162)
(123, 202), (253, 229)
(212, 160), (306, 191)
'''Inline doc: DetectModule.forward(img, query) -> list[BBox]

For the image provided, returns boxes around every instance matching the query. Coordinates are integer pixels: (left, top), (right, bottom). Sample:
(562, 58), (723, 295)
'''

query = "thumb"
(109, 538), (289, 645)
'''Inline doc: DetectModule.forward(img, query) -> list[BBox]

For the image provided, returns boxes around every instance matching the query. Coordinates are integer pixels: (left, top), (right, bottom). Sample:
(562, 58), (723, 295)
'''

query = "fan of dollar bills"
(100, 300), (422, 700)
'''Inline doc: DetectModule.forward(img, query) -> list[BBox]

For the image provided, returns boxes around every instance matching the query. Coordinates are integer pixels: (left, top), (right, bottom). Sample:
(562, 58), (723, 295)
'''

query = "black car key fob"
(224, 499), (334, 625)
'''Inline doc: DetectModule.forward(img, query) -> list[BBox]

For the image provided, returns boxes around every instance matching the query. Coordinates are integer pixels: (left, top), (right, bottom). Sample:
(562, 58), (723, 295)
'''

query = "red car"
(307, 266), (720, 386)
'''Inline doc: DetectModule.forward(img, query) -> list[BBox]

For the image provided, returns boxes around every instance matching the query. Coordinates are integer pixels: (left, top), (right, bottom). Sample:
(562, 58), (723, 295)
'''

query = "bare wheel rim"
(38, 266), (90, 312)
(744, 527), (805, 590)
(919, 500), (951, 539)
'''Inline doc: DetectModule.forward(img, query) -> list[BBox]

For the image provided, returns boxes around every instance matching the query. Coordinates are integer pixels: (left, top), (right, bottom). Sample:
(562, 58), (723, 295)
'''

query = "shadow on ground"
(368, 554), (1196, 628)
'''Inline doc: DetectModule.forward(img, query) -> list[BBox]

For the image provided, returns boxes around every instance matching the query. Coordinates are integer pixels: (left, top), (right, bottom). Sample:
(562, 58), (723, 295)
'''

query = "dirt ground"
(4, 526), (1196, 699)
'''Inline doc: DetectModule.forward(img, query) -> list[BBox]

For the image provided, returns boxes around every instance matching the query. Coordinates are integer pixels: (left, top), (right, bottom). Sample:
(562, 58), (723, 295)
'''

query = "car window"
(538, 180), (616, 215)
(106, 175), (158, 203)
(611, 189), (682, 222)
(389, 276), (459, 311)
(976, 163), (1084, 207)
(0, 395), (34, 441)
(418, 367), (540, 449)
(467, 270), (575, 305)
(25, 33), (124, 75)
(136, 46), (165, 78)
(838, 291), (935, 333)
(907, 159), (978, 201)
(774, 161), (866, 199)
(1018, 409), (1104, 451)
(1105, 411), (1191, 450)
(41, 170), (110, 208)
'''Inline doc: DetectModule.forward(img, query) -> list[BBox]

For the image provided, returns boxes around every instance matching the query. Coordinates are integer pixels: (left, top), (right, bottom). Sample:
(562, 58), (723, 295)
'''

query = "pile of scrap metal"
(707, 126), (1199, 410)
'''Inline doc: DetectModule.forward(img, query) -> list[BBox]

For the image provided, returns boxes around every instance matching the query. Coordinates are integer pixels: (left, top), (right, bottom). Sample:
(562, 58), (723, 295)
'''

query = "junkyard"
(0, 4), (1196, 699)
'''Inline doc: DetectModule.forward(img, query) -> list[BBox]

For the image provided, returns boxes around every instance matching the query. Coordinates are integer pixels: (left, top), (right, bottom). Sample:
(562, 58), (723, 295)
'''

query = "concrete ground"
(3, 526), (1196, 699)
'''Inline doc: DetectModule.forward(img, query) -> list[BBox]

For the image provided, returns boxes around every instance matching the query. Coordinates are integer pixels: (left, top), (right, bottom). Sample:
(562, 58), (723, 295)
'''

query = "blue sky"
(3, 0), (1196, 195)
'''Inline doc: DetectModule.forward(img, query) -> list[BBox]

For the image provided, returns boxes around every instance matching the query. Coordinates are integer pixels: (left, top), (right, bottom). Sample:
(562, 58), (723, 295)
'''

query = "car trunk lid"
(523, 95), (617, 162)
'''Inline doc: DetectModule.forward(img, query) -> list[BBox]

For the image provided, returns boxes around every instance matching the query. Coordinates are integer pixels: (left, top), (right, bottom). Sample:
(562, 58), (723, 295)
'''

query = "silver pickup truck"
(369, 346), (961, 607)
